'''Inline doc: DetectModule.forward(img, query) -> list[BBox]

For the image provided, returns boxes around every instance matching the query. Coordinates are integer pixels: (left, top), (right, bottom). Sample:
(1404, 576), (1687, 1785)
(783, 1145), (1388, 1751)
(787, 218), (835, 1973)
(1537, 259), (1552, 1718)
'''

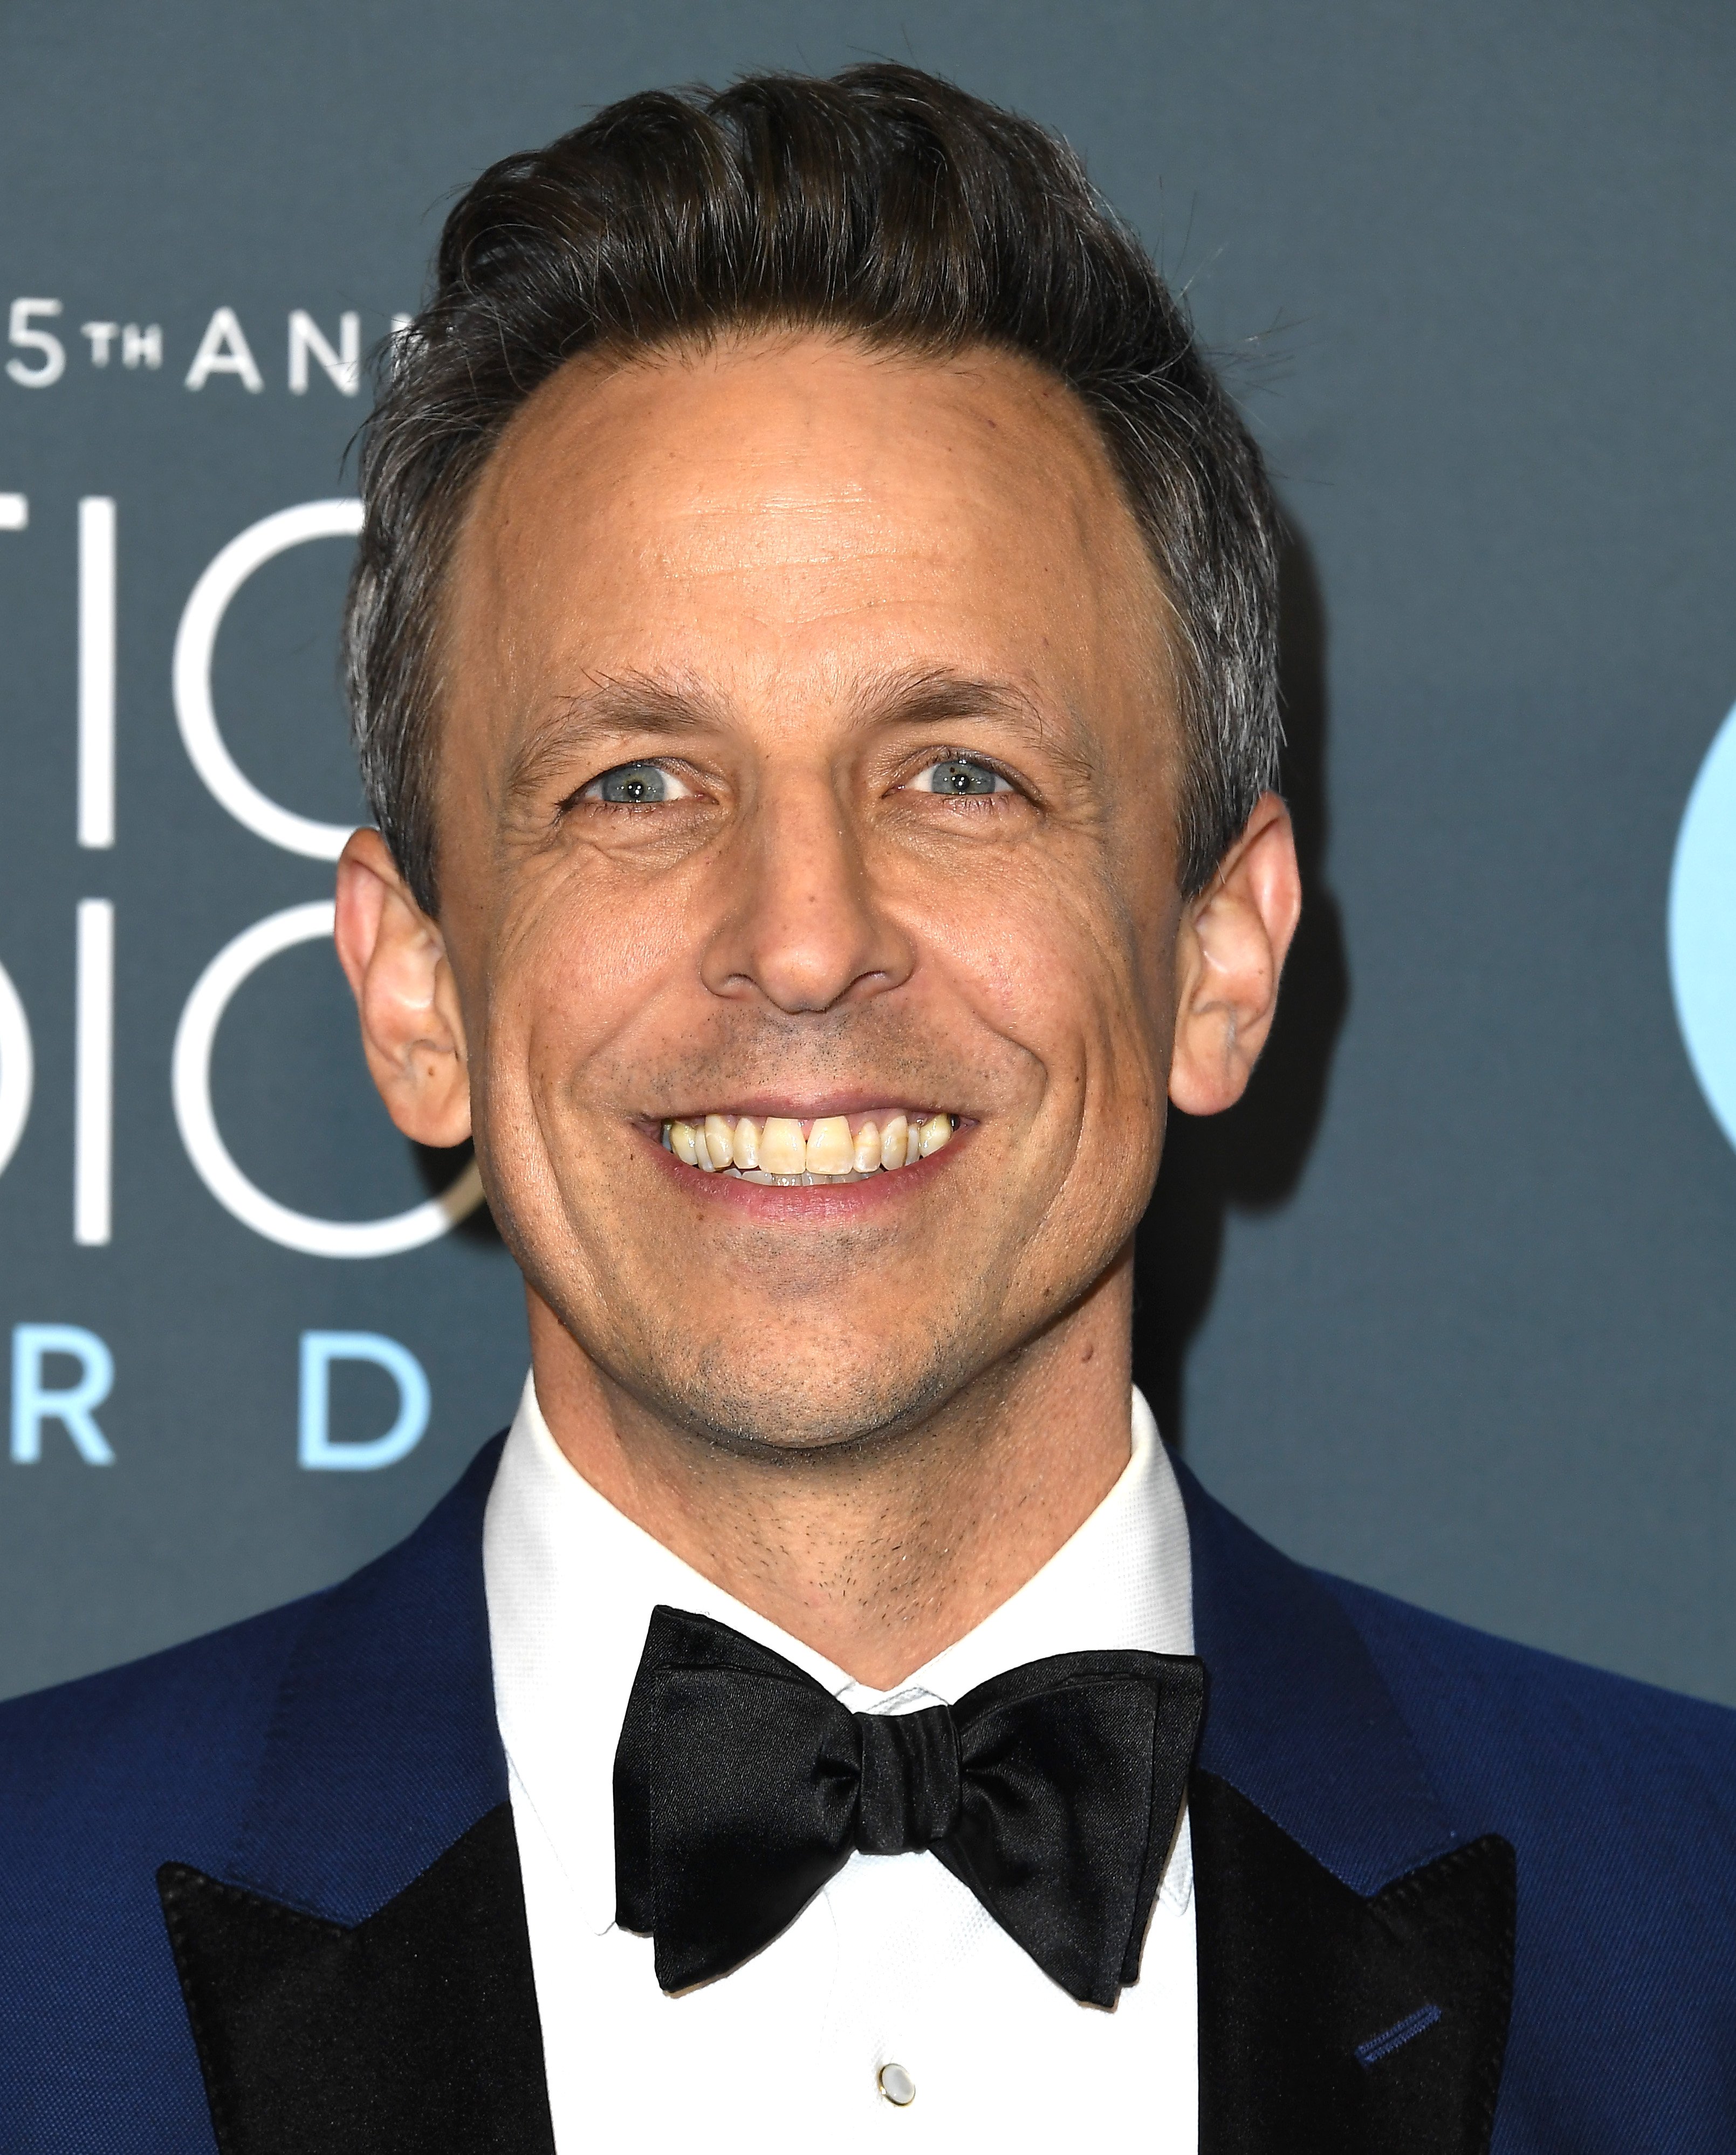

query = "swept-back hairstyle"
(345, 62), (1281, 912)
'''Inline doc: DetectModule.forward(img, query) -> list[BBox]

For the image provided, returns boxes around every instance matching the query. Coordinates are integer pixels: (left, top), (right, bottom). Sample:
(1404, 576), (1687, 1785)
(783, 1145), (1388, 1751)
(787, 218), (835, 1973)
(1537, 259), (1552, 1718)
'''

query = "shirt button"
(878, 2062), (916, 2107)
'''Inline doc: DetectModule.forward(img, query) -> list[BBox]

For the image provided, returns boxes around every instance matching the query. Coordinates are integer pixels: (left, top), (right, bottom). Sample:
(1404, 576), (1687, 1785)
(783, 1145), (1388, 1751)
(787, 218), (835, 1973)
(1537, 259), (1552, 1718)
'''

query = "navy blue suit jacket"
(2, 1437), (1733, 2152)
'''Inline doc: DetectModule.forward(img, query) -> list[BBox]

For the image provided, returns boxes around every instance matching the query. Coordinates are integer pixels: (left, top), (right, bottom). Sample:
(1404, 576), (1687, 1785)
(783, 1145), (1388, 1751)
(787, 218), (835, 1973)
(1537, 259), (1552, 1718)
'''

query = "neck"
(526, 1259), (1136, 1689)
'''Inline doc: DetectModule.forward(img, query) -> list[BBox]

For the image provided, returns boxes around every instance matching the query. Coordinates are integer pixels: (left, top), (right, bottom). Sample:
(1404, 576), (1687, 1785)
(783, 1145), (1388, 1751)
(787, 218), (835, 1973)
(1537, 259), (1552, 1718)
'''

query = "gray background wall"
(2, 0), (1732, 1704)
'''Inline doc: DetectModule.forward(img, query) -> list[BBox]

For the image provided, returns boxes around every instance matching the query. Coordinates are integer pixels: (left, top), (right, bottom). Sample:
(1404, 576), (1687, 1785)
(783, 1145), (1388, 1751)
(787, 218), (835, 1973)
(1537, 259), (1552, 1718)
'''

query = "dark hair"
(345, 62), (1281, 910)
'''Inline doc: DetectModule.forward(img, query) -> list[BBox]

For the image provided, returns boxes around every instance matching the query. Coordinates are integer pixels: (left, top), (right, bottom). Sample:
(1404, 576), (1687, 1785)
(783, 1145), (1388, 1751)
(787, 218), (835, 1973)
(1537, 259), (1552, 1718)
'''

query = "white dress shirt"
(483, 1377), (1197, 2152)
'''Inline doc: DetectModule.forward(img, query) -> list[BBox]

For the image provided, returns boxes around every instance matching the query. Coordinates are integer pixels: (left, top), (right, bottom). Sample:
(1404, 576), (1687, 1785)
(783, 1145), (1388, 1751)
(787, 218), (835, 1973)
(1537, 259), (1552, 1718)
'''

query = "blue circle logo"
(1670, 703), (1736, 1154)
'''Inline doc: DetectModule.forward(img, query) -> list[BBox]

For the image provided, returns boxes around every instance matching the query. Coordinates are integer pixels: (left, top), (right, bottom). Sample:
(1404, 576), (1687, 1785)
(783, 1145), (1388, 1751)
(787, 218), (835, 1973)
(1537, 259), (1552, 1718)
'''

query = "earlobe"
(1167, 792), (1302, 1117)
(333, 828), (474, 1149)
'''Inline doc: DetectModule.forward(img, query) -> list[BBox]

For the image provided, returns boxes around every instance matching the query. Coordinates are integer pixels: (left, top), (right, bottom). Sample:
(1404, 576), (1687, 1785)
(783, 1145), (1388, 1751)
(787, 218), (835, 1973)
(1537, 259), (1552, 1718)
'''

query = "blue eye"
(586, 761), (688, 804)
(916, 758), (1010, 797)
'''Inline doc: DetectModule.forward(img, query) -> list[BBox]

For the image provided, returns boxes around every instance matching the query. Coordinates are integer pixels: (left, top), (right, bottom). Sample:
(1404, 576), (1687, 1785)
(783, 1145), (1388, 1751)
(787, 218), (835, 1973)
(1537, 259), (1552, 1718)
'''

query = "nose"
(699, 773), (912, 1015)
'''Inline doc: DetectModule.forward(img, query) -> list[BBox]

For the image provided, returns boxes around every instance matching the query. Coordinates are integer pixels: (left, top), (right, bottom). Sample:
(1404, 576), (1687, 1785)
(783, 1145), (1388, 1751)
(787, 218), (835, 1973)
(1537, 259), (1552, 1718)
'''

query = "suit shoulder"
(0, 1588), (324, 1873)
(1317, 1569), (1736, 1839)
(0, 1436), (505, 1907)
(1313, 1575), (1736, 2144)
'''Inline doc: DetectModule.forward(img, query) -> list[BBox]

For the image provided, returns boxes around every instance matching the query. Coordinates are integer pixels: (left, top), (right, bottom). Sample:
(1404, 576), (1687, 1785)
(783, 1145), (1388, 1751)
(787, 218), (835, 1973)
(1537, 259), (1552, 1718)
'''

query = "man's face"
(434, 333), (1186, 1450)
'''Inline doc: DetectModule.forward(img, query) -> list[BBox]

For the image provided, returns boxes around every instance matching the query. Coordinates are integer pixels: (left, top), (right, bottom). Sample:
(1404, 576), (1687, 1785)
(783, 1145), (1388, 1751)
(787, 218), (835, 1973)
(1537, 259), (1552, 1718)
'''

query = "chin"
(623, 1338), (969, 1459)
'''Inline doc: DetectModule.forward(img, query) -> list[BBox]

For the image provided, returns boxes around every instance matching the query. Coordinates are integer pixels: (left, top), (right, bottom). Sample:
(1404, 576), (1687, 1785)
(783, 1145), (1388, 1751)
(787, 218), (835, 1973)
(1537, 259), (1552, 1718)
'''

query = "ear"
(333, 827), (472, 1148)
(1168, 792), (1302, 1116)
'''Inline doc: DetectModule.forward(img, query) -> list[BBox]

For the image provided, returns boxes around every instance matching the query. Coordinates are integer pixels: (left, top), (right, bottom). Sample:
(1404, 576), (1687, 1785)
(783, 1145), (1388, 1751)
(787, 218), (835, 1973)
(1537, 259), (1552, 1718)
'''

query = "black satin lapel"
(1192, 1771), (1515, 2155)
(158, 1803), (554, 2155)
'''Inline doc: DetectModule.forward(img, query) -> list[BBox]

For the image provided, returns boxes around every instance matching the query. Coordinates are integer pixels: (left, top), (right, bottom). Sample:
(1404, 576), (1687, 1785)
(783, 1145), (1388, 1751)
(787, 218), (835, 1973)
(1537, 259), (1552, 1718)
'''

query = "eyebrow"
(502, 662), (1078, 810)
(848, 665), (1059, 742)
(502, 672), (731, 810)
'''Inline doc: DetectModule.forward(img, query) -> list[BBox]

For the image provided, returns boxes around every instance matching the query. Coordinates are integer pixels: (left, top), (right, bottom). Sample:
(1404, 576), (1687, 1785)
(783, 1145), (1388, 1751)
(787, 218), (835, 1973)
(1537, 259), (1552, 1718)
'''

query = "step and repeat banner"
(2, 0), (1733, 1705)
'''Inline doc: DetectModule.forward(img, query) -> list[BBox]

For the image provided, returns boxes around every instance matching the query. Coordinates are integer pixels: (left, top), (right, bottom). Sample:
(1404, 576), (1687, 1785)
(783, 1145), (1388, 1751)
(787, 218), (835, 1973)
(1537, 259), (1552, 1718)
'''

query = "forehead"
(446, 331), (1169, 730)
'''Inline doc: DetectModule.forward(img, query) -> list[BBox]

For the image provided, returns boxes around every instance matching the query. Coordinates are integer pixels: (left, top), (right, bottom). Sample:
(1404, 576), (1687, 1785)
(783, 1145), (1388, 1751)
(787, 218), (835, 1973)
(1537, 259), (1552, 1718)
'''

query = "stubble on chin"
(553, 1271), (990, 1461)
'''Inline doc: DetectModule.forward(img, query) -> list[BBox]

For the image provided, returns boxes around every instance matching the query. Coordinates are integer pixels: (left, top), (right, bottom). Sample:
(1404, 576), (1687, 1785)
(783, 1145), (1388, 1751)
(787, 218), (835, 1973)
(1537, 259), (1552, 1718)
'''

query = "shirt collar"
(483, 1374), (1192, 1936)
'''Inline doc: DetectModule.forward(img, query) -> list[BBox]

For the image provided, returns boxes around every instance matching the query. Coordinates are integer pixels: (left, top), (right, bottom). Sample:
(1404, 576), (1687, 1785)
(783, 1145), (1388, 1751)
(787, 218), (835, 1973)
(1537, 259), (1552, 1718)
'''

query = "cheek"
(925, 861), (1164, 1117)
(478, 870), (693, 1119)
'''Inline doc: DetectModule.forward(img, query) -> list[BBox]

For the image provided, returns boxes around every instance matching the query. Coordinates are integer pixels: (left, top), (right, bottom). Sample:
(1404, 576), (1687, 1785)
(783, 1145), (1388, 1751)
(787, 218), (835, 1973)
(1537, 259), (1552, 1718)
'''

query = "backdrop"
(2, 0), (1732, 1708)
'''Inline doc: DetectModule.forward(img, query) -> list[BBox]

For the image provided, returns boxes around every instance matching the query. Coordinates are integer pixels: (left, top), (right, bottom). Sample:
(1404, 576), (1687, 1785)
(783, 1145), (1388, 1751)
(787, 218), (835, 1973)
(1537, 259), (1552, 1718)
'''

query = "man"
(3, 63), (1733, 2155)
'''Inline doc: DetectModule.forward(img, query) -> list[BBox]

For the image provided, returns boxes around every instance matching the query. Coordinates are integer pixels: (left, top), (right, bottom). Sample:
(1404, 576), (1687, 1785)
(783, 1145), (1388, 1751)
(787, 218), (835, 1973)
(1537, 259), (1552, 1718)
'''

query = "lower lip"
(642, 1125), (968, 1219)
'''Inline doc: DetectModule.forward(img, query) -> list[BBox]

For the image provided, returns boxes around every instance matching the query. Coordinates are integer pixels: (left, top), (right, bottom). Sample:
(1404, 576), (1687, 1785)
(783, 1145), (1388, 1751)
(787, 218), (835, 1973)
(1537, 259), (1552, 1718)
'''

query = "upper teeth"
(662, 1110), (955, 1181)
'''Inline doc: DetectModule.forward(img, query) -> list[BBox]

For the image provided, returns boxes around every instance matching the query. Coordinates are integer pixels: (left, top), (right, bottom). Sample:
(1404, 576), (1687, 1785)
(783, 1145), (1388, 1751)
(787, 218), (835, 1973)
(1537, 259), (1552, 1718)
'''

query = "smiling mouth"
(661, 1110), (956, 1184)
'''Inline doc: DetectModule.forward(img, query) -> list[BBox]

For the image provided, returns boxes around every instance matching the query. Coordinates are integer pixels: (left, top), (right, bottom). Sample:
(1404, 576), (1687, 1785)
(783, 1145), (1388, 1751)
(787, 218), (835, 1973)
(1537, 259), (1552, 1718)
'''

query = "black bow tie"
(613, 1605), (1205, 2006)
